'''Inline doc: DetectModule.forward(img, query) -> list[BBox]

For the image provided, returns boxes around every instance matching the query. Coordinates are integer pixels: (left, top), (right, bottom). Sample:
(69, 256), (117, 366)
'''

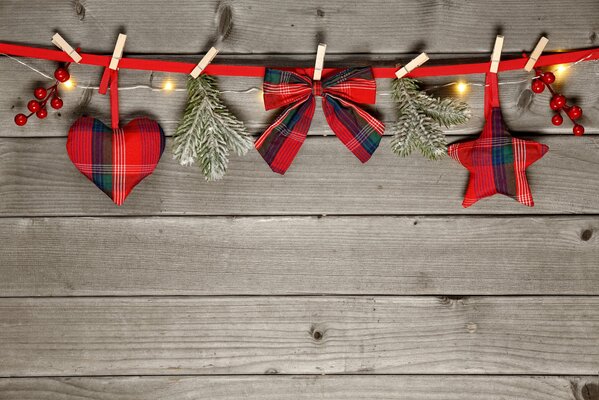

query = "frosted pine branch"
(417, 94), (472, 128)
(390, 77), (470, 160)
(172, 75), (252, 181)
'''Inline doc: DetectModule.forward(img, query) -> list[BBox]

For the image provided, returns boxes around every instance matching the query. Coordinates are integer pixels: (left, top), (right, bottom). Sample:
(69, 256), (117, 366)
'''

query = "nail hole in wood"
(581, 229), (593, 241)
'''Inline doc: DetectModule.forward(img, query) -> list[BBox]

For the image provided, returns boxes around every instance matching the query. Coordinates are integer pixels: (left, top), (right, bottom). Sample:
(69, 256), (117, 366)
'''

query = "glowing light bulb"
(63, 79), (74, 89)
(456, 81), (469, 95)
(163, 80), (174, 91)
(553, 64), (570, 78)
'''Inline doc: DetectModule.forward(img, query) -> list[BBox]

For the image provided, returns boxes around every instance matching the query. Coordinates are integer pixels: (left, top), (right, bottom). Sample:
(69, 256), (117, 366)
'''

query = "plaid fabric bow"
(255, 67), (385, 174)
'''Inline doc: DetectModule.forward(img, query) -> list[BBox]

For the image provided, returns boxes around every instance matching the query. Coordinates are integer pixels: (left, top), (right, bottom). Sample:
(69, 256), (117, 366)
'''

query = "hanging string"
(2, 42), (599, 79)
(2, 48), (597, 96)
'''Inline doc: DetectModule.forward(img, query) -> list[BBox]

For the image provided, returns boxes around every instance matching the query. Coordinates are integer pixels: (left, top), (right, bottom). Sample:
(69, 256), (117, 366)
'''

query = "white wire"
(73, 84), (260, 93)
(0, 53), (54, 80)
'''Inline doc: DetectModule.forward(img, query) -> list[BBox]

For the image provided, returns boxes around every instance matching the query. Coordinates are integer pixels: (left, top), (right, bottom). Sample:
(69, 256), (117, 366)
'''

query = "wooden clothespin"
(51, 33), (82, 63)
(190, 47), (219, 78)
(108, 34), (127, 70)
(395, 52), (429, 79)
(490, 35), (504, 73)
(524, 36), (549, 72)
(313, 43), (327, 81)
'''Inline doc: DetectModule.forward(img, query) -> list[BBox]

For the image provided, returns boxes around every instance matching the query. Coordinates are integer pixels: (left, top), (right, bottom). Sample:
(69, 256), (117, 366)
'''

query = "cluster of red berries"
(531, 70), (584, 136)
(14, 65), (71, 126)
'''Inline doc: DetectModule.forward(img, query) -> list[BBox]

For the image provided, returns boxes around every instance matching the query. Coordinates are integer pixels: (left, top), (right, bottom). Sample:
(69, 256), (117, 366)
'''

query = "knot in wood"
(310, 324), (325, 341)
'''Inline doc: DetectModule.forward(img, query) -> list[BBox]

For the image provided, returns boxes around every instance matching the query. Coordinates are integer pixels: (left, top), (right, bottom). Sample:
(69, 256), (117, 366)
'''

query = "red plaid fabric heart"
(67, 117), (165, 206)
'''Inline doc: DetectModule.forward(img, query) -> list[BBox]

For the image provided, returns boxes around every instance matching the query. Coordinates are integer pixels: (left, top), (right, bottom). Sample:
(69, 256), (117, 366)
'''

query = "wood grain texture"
(1, 296), (598, 376)
(2, 0), (599, 391)
(1, 216), (597, 296)
(1, 57), (598, 137)
(1, 136), (599, 216)
(0, 0), (598, 54)
(0, 376), (597, 400)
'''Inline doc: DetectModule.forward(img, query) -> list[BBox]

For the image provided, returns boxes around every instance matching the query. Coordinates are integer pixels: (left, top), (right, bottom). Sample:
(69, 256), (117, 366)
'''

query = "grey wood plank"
(1, 56), (598, 137)
(0, 376), (597, 400)
(1, 216), (598, 296)
(0, 296), (598, 376)
(0, 1), (597, 54)
(1, 136), (598, 216)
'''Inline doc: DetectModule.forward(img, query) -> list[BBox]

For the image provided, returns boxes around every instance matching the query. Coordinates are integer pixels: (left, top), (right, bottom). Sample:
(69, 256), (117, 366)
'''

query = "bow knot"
(256, 67), (385, 174)
(312, 80), (323, 96)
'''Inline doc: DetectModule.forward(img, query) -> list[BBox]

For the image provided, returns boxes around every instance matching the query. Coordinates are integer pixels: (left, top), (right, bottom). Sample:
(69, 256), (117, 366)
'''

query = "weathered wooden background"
(1, 0), (598, 399)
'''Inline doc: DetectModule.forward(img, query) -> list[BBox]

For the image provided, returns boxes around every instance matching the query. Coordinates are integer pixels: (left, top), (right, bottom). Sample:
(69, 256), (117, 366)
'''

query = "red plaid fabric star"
(448, 73), (548, 207)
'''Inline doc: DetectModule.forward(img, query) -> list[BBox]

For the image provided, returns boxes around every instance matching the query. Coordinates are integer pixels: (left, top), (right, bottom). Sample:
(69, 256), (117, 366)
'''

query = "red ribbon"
(98, 67), (120, 129)
(2, 42), (599, 78)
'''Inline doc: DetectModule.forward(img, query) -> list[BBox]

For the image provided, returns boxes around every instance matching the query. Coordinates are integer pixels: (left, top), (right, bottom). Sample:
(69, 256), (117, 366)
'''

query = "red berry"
(36, 108), (48, 119)
(50, 96), (63, 110)
(54, 67), (70, 83)
(531, 79), (545, 94)
(34, 87), (47, 100)
(27, 100), (41, 113)
(551, 113), (563, 126)
(549, 99), (560, 111)
(541, 72), (556, 84)
(552, 94), (566, 109)
(567, 105), (582, 120)
(14, 113), (28, 126)
(573, 124), (585, 136)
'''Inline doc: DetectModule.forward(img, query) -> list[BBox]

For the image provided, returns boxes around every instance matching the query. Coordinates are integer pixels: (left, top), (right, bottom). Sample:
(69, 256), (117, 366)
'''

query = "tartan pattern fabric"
(67, 117), (166, 206)
(255, 67), (385, 174)
(448, 73), (548, 207)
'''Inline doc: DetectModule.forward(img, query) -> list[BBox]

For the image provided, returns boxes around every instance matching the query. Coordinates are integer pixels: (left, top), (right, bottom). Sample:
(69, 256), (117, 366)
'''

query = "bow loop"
(321, 67), (377, 105)
(256, 67), (384, 174)
(263, 69), (313, 110)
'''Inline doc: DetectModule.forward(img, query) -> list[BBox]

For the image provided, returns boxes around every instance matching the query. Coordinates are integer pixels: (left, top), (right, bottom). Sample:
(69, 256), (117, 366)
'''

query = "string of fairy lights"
(1, 51), (594, 98)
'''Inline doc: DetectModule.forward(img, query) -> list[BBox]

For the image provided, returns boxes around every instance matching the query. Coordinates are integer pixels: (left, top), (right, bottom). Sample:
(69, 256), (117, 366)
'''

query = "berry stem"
(545, 84), (557, 97)
(38, 85), (58, 108)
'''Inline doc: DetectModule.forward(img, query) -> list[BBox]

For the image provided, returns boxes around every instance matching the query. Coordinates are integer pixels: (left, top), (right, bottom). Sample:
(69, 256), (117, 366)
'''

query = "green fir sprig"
(390, 77), (471, 160)
(172, 75), (252, 181)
